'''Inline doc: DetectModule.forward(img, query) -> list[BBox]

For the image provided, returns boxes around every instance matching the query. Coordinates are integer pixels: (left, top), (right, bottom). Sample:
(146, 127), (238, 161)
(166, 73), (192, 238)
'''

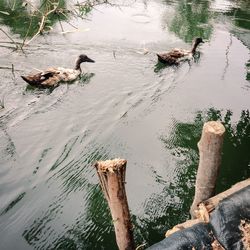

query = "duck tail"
(156, 54), (161, 60)
(21, 76), (37, 86)
(157, 53), (166, 64)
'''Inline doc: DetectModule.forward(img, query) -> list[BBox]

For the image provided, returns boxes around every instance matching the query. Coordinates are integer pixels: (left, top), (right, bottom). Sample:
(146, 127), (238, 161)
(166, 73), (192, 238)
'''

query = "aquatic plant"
(0, 0), (117, 49)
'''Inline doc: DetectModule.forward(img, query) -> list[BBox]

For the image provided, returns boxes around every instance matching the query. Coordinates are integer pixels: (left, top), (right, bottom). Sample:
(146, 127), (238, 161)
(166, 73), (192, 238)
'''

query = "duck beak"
(86, 57), (95, 63)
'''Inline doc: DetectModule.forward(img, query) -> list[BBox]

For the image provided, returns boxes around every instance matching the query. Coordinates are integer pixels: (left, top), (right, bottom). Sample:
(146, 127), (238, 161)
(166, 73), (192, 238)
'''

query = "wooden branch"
(95, 159), (135, 250)
(190, 121), (225, 218)
(25, 4), (58, 46)
(0, 28), (19, 50)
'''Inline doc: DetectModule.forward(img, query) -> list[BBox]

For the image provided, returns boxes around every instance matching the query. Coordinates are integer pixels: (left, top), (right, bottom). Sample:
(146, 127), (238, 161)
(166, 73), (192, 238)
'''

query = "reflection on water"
(166, 0), (213, 42)
(0, 0), (250, 249)
(0, 0), (67, 38)
(161, 108), (250, 191)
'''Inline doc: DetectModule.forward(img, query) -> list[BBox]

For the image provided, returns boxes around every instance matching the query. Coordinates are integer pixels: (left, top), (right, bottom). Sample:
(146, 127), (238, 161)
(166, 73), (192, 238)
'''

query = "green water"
(0, 0), (249, 249)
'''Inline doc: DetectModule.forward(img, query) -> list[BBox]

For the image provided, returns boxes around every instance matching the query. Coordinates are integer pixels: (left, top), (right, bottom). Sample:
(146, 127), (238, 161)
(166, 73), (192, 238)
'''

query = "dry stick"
(190, 121), (225, 218)
(0, 95), (4, 109)
(11, 64), (16, 85)
(25, 4), (58, 46)
(94, 159), (135, 250)
(0, 28), (19, 50)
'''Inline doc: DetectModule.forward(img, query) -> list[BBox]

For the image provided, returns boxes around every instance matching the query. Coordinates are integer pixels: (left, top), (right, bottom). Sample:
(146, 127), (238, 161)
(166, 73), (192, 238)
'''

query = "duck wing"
(157, 49), (191, 64)
(21, 68), (61, 88)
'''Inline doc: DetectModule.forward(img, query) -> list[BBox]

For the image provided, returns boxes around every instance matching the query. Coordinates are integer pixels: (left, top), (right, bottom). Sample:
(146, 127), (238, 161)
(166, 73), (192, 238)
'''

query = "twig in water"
(11, 64), (16, 85)
(0, 94), (5, 109)
(0, 28), (19, 50)
(135, 243), (147, 250)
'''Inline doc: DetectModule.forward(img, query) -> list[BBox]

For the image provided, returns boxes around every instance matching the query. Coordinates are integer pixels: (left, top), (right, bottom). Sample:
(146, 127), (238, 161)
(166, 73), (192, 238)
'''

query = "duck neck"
(74, 59), (82, 72)
(191, 42), (199, 54)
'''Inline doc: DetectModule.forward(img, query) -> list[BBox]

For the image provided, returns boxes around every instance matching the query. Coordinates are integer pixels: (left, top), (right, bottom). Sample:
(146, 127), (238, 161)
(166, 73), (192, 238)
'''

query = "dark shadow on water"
(23, 73), (95, 94)
(154, 61), (173, 73)
(193, 51), (201, 63)
(24, 84), (56, 95)
(0, 192), (26, 216)
(78, 73), (95, 86)
(246, 60), (250, 81)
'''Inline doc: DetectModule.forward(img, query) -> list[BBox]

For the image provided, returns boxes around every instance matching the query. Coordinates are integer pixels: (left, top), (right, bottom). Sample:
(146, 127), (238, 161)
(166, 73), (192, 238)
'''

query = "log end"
(204, 121), (225, 136)
(94, 158), (127, 173)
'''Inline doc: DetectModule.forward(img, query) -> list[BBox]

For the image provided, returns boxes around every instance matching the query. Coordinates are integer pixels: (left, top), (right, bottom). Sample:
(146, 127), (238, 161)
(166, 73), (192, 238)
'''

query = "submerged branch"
(0, 28), (19, 50)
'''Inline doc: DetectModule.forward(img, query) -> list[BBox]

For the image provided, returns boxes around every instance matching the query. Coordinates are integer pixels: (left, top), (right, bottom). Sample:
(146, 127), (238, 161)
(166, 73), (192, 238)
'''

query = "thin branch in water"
(11, 64), (16, 85)
(57, 15), (64, 33)
(0, 28), (19, 50)
(21, 10), (35, 49)
(221, 33), (232, 80)
(0, 94), (5, 109)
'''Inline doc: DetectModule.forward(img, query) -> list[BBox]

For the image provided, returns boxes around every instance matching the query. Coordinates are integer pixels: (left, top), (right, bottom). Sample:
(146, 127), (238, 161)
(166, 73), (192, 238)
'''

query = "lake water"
(0, 0), (249, 249)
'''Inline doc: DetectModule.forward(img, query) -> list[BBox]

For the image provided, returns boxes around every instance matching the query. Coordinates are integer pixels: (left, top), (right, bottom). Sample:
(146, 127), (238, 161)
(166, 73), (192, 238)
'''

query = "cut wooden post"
(94, 158), (135, 250)
(190, 121), (225, 218)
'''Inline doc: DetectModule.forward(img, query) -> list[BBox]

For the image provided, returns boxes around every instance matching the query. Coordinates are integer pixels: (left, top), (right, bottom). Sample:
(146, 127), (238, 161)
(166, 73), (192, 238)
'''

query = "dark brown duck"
(21, 54), (95, 88)
(157, 37), (204, 65)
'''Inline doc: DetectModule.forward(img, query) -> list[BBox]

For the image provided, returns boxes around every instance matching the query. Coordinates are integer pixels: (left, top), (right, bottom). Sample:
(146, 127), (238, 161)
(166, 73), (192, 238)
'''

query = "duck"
(157, 37), (204, 65)
(21, 54), (95, 88)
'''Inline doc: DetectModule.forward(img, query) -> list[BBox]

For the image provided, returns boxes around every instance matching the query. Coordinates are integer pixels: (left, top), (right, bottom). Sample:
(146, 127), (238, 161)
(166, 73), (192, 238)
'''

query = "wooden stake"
(94, 159), (135, 250)
(190, 121), (225, 218)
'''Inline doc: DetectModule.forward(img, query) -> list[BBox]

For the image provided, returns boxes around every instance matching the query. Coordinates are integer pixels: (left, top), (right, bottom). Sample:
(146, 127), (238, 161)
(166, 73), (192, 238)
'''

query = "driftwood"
(190, 121), (225, 218)
(94, 159), (135, 250)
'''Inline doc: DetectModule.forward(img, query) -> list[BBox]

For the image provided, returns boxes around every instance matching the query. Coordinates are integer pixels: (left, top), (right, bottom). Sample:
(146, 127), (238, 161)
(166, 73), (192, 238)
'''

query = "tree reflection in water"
(163, 0), (213, 43)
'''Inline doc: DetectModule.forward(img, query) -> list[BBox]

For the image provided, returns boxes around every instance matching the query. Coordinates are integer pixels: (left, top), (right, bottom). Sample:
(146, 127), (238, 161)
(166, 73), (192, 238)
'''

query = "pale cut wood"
(190, 121), (225, 218)
(95, 158), (135, 250)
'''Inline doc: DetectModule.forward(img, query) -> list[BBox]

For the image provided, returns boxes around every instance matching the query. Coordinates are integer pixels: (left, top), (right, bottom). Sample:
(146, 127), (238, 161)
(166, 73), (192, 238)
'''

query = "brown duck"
(157, 37), (204, 65)
(21, 54), (95, 88)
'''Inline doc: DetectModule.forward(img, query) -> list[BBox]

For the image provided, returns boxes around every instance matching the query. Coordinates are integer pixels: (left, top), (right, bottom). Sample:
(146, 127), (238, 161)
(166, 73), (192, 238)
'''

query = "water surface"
(0, 0), (249, 249)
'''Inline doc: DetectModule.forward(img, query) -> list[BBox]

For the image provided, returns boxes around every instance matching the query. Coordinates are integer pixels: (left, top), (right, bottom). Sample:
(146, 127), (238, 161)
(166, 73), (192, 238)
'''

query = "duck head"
(191, 37), (204, 53)
(79, 54), (95, 63)
(195, 37), (204, 45)
(75, 54), (95, 71)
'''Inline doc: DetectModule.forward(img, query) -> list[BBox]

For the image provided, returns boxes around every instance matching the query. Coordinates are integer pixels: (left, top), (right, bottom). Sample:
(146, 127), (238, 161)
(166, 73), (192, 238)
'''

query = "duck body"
(157, 38), (204, 65)
(21, 54), (95, 88)
(21, 67), (81, 88)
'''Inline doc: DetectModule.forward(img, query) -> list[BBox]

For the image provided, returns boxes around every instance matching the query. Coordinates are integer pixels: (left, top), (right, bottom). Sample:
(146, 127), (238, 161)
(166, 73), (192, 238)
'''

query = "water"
(0, 0), (249, 249)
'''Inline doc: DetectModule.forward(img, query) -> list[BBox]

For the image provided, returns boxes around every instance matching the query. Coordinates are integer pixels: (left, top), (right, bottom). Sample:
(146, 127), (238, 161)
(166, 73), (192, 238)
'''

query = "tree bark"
(94, 158), (135, 250)
(190, 121), (225, 218)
